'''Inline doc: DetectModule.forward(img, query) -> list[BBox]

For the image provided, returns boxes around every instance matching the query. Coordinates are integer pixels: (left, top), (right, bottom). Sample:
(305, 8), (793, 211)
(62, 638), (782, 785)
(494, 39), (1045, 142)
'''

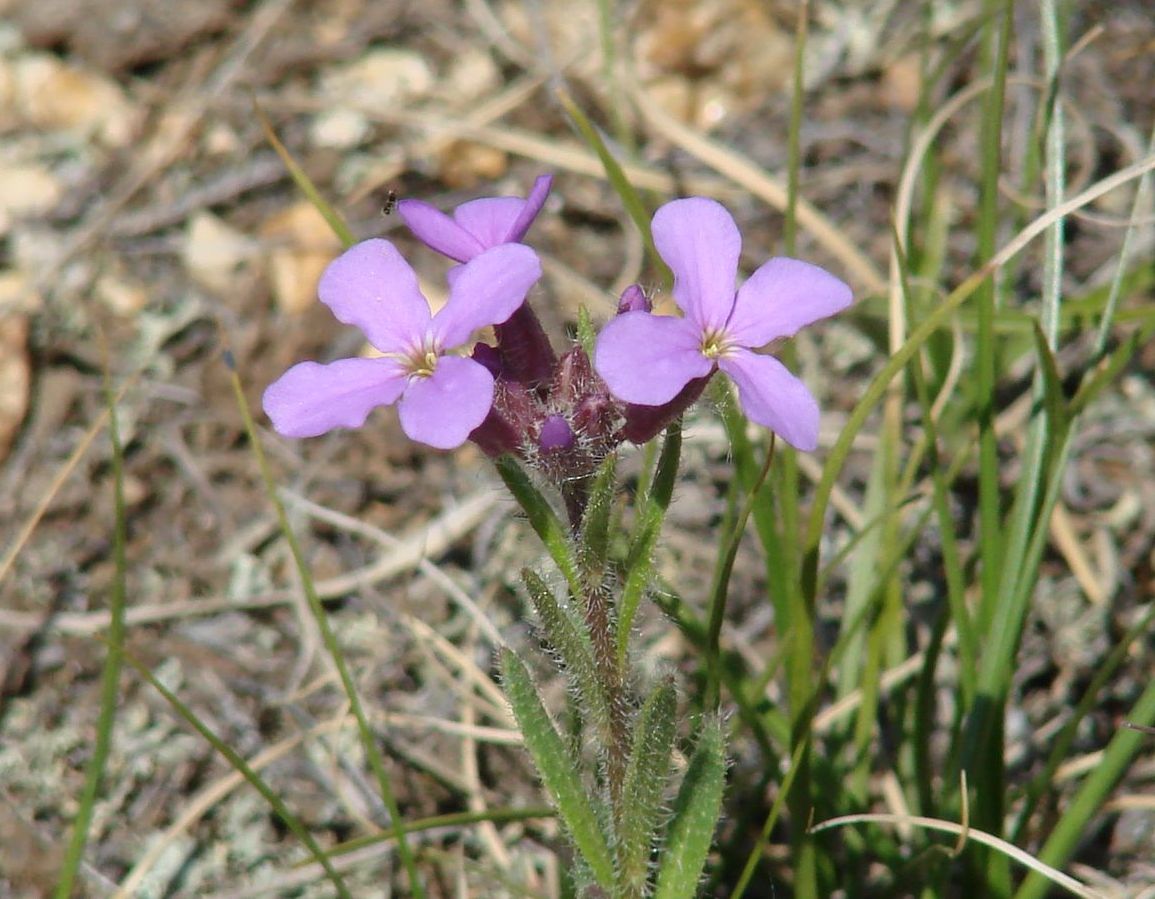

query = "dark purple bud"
(469, 379), (538, 457)
(552, 346), (595, 407)
(617, 283), (651, 314)
(471, 342), (503, 377)
(621, 374), (712, 444)
(538, 414), (575, 452)
(493, 305), (557, 387)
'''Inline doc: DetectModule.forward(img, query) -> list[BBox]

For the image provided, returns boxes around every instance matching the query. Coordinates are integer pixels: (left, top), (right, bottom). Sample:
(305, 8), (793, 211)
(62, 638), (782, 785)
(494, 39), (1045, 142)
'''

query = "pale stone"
(183, 212), (257, 294)
(95, 272), (149, 315)
(320, 48), (433, 112)
(310, 106), (370, 150)
(260, 202), (342, 314)
(0, 164), (62, 235)
(12, 52), (138, 146)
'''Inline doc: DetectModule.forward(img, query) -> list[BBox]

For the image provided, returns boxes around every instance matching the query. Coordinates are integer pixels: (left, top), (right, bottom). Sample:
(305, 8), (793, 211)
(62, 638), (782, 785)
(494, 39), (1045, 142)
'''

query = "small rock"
(0, 163), (63, 235)
(442, 48), (500, 105)
(95, 271), (149, 316)
(310, 107), (370, 151)
(183, 212), (257, 294)
(0, 312), (30, 462)
(437, 140), (508, 189)
(320, 48), (434, 112)
(11, 52), (138, 146)
(259, 202), (342, 315)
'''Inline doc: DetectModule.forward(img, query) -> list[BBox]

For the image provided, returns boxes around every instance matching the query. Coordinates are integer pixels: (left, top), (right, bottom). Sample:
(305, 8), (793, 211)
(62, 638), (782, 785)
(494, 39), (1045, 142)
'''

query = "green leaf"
(1029, 320), (1070, 436)
(496, 455), (582, 597)
(500, 650), (615, 890)
(252, 98), (355, 249)
(578, 454), (617, 583)
(555, 89), (663, 272)
(55, 368), (129, 899)
(521, 569), (612, 738)
(124, 652), (353, 897)
(617, 421), (682, 663)
(654, 719), (726, 899)
(619, 681), (677, 893)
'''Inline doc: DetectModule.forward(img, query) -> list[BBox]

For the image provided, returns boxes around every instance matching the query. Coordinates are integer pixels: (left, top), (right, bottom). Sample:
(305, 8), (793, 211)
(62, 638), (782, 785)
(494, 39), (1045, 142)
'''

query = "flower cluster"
(263, 177), (852, 467)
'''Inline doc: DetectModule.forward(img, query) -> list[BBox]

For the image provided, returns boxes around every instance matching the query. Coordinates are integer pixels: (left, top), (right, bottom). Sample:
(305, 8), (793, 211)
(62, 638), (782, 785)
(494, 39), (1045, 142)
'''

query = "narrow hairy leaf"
(578, 454), (617, 582)
(619, 681), (677, 894)
(500, 650), (615, 889)
(654, 718), (726, 899)
(496, 455), (581, 597)
(522, 569), (612, 737)
(617, 421), (682, 663)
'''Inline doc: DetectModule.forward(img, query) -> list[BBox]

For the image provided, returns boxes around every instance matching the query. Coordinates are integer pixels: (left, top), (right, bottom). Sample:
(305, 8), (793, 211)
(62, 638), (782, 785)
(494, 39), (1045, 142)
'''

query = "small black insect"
(381, 189), (398, 216)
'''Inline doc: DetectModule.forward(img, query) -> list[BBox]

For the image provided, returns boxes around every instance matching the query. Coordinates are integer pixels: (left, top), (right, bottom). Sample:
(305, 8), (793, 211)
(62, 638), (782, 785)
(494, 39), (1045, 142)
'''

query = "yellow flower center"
(700, 329), (729, 360)
(410, 348), (439, 378)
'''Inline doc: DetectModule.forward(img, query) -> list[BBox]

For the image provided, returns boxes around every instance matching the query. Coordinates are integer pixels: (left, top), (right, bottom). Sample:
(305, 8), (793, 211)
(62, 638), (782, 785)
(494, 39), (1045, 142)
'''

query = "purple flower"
(399, 175), (557, 386)
(594, 198), (852, 451)
(263, 238), (541, 450)
(397, 175), (553, 263)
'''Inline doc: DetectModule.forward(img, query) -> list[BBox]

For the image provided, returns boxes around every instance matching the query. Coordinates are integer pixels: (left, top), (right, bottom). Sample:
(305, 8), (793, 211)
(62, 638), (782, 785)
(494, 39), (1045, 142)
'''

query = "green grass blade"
(500, 650), (616, 890)
(318, 805), (555, 861)
(578, 454), (617, 582)
(496, 455), (582, 598)
(123, 652), (353, 898)
(227, 352), (425, 897)
(54, 365), (129, 899)
(1014, 678), (1155, 899)
(653, 718), (726, 899)
(619, 681), (677, 894)
(555, 87), (667, 281)
(253, 97), (355, 248)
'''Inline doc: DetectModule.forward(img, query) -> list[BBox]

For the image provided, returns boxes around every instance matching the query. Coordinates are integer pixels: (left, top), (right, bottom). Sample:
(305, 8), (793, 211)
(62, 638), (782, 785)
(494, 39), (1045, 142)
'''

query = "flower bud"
(616, 283), (651, 314)
(538, 414), (575, 452)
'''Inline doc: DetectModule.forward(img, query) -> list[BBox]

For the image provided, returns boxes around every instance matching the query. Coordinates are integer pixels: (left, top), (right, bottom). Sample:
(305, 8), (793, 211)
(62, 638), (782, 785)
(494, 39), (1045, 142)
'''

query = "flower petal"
(727, 257), (853, 348)
(397, 200), (486, 262)
(263, 356), (407, 438)
(718, 350), (821, 451)
(452, 198), (526, 248)
(594, 312), (711, 405)
(318, 239), (431, 353)
(433, 244), (542, 348)
(652, 197), (741, 331)
(504, 174), (552, 243)
(397, 356), (494, 449)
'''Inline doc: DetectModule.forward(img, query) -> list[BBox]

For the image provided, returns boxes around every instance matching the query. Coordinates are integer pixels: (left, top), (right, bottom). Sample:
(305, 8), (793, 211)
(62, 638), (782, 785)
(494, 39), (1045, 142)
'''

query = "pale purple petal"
(433, 244), (542, 348)
(397, 356), (494, 449)
(718, 350), (821, 451)
(727, 257), (853, 348)
(504, 174), (552, 243)
(594, 312), (712, 406)
(397, 200), (486, 262)
(263, 357), (407, 438)
(318, 239), (431, 353)
(652, 197), (741, 331)
(453, 198), (526, 248)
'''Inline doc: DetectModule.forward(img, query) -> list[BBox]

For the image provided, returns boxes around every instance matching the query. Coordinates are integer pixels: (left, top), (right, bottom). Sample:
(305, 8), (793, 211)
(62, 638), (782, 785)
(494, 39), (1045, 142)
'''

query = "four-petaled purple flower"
(594, 197), (852, 451)
(397, 175), (553, 263)
(262, 238), (541, 450)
